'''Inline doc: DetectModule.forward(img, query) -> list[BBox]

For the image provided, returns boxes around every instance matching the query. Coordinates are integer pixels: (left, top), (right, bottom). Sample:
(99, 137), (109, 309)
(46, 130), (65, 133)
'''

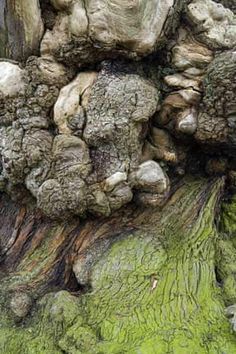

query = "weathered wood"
(0, 194), (80, 294)
(0, 0), (44, 60)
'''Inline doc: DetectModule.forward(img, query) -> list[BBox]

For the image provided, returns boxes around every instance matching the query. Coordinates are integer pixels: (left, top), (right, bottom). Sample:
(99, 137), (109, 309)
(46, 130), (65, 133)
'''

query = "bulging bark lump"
(41, 0), (176, 66)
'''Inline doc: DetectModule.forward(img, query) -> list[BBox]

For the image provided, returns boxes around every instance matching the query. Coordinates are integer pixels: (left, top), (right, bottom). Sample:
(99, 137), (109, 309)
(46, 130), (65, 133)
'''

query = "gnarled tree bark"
(0, 0), (236, 353)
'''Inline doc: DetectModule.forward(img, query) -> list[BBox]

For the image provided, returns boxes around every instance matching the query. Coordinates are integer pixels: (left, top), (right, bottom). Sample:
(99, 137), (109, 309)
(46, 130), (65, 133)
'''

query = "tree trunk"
(0, 0), (236, 353)
(0, 0), (43, 60)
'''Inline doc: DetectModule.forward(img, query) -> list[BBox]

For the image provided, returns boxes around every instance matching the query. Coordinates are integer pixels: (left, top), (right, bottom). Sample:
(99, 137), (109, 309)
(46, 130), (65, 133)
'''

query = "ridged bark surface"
(0, 0), (236, 353)
(0, 177), (236, 353)
(0, 0), (43, 60)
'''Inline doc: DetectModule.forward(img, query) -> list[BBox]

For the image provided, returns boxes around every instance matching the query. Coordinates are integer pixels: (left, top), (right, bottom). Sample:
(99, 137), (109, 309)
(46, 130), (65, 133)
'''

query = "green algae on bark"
(1, 176), (236, 353)
(74, 177), (236, 353)
(216, 194), (236, 306)
(221, 194), (236, 237)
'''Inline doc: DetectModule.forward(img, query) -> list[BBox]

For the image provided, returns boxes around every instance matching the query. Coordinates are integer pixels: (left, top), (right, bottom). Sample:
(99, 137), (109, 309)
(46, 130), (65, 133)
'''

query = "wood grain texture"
(0, 0), (43, 60)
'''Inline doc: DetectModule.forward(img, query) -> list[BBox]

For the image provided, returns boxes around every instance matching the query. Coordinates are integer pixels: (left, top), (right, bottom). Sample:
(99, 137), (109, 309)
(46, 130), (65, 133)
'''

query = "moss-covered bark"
(1, 0), (236, 353)
(0, 177), (236, 353)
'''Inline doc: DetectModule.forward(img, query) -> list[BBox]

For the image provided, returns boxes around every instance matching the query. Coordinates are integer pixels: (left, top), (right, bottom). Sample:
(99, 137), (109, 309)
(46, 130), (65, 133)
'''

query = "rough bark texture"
(0, 0), (236, 353)
(1, 177), (236, 354)
(0, 0), (44, 60)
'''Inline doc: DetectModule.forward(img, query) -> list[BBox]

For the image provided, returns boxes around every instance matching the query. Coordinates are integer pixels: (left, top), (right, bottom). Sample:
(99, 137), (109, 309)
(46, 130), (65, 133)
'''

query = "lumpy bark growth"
(0, 0), (236, 353)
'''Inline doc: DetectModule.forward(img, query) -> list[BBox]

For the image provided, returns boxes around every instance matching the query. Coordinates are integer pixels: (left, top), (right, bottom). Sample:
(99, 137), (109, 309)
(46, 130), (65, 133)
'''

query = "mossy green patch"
(1, 178), (236, 353)
(217, 194), (236, 305)
(221, 194), (236, 237)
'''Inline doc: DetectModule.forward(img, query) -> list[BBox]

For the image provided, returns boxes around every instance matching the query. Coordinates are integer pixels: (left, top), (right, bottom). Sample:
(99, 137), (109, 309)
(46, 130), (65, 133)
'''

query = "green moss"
(59, 324), (99, 354)
(0, 328), (63, 354)
(221, 195), (236, 237)
(1, 178), (236, 353)
(217, 194), (236, 305)
(71, 179), (235, 353)
(0, 291), (82, 354)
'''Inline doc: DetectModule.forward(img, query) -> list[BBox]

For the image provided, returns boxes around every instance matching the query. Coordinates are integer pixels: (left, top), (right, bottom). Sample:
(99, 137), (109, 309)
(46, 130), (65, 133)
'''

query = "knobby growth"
(0, 0), (236, 353)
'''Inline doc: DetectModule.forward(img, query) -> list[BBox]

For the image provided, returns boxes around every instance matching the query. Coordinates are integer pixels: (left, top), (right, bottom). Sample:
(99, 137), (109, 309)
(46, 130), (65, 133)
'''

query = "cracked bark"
(0, 0), (236, 353)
